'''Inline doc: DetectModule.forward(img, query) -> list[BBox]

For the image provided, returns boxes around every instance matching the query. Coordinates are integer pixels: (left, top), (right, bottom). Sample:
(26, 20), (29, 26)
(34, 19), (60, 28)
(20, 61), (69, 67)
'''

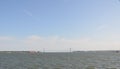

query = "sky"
(0, 0), (120, 52)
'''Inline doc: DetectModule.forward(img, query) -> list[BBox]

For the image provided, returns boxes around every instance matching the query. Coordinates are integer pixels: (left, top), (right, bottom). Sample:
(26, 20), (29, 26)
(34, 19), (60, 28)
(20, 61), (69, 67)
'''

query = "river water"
(0, 51), (120, 69)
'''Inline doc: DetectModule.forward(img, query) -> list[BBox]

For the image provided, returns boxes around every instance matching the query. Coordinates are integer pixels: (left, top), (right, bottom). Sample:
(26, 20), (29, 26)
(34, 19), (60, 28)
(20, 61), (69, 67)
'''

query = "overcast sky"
(0, 0), (120, 52)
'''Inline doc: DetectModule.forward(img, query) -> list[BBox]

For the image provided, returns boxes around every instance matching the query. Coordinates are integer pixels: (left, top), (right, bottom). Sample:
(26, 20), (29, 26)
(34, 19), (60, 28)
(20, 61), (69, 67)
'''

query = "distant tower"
(70, 48), (72, 52)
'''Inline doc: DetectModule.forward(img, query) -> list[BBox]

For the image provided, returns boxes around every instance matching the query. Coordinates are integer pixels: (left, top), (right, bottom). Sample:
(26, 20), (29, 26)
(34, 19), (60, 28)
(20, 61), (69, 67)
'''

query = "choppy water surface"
(0, 51), (120, 69)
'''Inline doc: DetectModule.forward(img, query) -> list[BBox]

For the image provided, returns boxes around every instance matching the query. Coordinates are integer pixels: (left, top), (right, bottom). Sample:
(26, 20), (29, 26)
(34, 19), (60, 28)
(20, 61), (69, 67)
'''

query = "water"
(0, 51), (120, 69)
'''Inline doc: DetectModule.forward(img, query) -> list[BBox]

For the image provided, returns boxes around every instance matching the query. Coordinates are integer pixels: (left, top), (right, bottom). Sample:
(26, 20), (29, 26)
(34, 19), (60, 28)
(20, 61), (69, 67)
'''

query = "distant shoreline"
(0, 50), (120, 53)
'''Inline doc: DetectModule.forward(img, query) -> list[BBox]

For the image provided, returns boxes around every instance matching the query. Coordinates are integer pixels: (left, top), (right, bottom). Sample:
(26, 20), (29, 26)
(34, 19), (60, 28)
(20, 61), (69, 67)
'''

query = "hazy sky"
(0, 0), (120, 52)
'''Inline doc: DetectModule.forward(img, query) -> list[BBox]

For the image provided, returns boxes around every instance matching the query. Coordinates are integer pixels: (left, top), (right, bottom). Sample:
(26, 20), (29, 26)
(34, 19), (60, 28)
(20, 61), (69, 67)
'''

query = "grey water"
(0, 51), (120, 69)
